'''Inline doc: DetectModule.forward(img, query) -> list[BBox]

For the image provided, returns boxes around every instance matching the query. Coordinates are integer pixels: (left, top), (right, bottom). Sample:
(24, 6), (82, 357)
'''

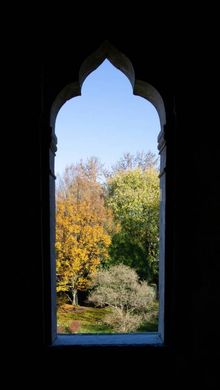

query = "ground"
(57, 302), (159, 334)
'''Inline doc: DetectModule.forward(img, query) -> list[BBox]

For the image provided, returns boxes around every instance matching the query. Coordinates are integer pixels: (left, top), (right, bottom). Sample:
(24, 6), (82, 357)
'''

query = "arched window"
(49, 41), (166, 345)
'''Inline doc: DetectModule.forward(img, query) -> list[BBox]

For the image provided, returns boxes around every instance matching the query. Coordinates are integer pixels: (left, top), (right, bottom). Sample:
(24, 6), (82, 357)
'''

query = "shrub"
(88, 264), (155, 332)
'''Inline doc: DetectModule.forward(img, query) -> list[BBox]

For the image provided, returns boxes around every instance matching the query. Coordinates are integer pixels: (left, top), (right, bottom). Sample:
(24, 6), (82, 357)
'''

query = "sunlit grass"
(57, 301), (158, 334)
(57, 305), (113, 333)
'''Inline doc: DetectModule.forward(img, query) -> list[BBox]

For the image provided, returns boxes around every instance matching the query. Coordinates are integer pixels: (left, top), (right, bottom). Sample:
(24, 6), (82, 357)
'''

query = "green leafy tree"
(106, 167), (160, 284)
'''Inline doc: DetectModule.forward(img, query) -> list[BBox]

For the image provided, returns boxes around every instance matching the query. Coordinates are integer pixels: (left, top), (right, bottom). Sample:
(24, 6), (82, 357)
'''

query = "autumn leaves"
(56, 153), (159, 306)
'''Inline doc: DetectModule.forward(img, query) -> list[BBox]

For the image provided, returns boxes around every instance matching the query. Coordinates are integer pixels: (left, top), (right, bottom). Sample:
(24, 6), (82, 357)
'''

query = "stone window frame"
(48, 41), (167, 347)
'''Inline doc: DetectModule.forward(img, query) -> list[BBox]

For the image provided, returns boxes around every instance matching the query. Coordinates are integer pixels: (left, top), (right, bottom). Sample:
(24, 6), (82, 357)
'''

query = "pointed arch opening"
(49, 41), (167, 346)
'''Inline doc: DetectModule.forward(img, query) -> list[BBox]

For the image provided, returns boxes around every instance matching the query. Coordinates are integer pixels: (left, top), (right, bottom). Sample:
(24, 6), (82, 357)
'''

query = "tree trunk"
(72, 289), (78, 306)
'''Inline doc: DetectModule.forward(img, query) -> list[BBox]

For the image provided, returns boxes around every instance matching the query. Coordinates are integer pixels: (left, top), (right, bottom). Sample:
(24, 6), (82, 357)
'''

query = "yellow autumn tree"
(56, 158), (113, 305)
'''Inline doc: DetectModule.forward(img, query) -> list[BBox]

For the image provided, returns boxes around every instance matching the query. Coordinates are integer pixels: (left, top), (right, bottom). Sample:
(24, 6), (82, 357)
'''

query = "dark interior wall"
(11, 37), (219, 386)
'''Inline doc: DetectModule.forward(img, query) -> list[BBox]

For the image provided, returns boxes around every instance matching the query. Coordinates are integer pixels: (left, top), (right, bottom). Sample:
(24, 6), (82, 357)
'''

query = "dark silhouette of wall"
(11, 36), (219, 387)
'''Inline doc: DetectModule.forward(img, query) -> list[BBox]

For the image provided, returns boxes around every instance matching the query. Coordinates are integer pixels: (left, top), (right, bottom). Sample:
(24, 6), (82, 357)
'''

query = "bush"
(88, 264), (155, 332)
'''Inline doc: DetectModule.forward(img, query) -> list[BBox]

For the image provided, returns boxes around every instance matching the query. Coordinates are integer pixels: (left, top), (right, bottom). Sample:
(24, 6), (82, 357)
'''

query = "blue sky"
(55, 59), (160, 176)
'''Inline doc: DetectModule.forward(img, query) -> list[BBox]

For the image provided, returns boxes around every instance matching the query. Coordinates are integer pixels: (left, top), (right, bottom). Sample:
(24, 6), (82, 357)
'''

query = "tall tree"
(106, 167), (160, 284)
(56, 159), (113, 305)
(110, 151), (158, 174)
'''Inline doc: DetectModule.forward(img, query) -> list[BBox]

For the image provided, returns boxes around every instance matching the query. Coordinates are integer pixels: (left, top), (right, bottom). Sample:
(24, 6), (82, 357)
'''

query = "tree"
(56, 159), (113, 305)
(110, 151), (158, 173)
(106, 167), (160, 284)
(88, 264), (155, 332)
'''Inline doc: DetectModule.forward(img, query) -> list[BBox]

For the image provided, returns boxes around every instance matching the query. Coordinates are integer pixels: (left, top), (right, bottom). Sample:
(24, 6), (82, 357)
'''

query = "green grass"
(137, 302), (159, 332)
(57, 302), (158, 334)
(57, 305), (113, 333)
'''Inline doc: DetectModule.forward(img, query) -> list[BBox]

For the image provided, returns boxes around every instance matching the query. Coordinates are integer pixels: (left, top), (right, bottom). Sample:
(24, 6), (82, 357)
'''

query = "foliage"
(56, 158), (113, 305)
(110, 151), (158, 174)
(103, 311), (143, 333)
(56, 153), (160, 308)
(88, 264), (156, 332)
(106, 167), (160, 283)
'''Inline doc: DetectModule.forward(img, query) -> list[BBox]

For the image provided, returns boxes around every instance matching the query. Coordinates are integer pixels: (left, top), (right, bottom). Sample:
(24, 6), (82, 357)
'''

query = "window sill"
(53, 332), (163, 347)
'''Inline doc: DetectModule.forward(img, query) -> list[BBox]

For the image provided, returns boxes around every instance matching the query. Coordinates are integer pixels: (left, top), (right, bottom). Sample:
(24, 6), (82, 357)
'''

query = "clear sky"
(55, 59), (160, 176)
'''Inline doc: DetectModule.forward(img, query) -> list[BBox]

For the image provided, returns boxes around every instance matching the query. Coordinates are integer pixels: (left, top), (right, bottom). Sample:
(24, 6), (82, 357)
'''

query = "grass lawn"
(57, 302), (158, 334)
